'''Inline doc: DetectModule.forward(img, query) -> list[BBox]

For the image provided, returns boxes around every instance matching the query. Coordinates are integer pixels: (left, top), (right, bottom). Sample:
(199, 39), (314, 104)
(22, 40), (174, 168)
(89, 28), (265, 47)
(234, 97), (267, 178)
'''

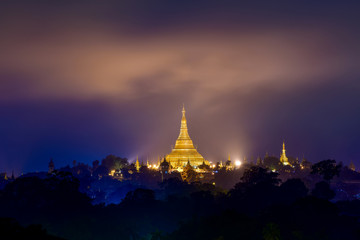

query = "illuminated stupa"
(166, 106), (209, 169)
(280, 141), (290, 166)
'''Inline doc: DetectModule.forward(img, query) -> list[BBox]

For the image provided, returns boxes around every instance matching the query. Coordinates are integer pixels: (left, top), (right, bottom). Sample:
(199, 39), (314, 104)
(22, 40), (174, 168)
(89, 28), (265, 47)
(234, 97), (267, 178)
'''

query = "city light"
(235, 160), (242, 167)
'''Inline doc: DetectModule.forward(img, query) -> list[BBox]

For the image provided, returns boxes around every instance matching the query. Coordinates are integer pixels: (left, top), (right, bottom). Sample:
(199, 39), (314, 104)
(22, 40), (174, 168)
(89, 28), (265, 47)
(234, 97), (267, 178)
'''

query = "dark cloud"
(0, 0), (360, 173)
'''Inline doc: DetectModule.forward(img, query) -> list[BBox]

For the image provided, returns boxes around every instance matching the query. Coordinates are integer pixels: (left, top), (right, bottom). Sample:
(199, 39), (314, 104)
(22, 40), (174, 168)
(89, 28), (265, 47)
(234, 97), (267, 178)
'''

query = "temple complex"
(165, 106), (209, 169)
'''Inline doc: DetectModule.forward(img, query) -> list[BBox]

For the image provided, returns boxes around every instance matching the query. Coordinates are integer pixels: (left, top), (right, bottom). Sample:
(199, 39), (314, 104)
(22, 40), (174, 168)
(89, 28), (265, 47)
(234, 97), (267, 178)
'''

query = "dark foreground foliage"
(0, 166), (360, 240)
(0, 217), (63, 239)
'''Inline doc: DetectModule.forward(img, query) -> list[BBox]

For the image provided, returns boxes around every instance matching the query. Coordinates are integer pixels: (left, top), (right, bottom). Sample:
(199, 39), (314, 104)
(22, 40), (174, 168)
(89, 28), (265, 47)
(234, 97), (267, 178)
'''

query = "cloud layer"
(0, 1), (360, 173)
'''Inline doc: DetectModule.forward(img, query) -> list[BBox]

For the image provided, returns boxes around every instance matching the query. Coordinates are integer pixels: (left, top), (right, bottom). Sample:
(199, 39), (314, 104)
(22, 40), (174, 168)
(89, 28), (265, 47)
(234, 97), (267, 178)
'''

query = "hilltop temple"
(165, 106), (209, 169)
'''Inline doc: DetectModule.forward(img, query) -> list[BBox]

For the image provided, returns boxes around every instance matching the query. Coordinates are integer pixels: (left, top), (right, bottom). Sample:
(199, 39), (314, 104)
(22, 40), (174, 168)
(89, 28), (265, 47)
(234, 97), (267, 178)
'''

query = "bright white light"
(212, 164), (216, 168)
(235, 160), (242, 167)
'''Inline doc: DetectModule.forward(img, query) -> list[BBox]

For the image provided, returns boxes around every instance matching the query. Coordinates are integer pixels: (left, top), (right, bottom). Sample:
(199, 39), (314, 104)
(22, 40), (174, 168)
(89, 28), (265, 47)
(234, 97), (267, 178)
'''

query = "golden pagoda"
(280, 141), (290, 166)
(135, 156), (140, 172)
(166, 105), (209, 169)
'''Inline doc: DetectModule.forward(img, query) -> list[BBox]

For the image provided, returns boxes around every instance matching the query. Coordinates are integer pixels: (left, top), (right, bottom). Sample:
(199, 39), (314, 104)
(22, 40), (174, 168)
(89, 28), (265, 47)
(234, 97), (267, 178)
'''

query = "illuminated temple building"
(280, 141), (290, 165)
(165, 106), (209, 169)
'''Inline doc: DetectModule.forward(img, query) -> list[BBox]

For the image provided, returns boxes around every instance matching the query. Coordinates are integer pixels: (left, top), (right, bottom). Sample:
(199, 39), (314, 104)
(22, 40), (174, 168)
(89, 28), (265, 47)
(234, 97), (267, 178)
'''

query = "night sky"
(1, 1), (360, 174)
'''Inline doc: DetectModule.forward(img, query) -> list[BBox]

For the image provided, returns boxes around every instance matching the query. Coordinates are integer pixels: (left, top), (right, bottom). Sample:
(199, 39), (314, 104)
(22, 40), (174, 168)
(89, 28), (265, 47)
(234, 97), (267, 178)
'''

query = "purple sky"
(1, 1), (360, 174)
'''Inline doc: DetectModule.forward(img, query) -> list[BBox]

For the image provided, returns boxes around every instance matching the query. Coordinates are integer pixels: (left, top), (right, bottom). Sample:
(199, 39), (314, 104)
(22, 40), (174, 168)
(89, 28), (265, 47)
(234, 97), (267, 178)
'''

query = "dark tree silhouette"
(92, 160), (100, 170)
(241, 166), (281, 186)
(279, 178), (308, 204)
(262, 222), (281, 240)
(122, 188), (155, 204)
(311, 181), (335, 200)
(311, 159), (342, 181)
(263, 156), (281, 171)
(0, 218), (63, 239)
(93, 165), (110, 177)
(101, 155), (128, 171)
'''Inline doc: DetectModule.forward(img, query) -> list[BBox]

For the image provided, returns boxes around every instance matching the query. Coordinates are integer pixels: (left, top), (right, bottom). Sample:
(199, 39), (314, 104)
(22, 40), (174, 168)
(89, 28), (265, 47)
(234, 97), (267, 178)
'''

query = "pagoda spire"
(282, 141), (287, 160)
(135, 156), (140, 172)
(283, 141), (286, 153)
(280, 141), (290, 166)
(178, 105), (190, 139)
(175, 105), (192, 146)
